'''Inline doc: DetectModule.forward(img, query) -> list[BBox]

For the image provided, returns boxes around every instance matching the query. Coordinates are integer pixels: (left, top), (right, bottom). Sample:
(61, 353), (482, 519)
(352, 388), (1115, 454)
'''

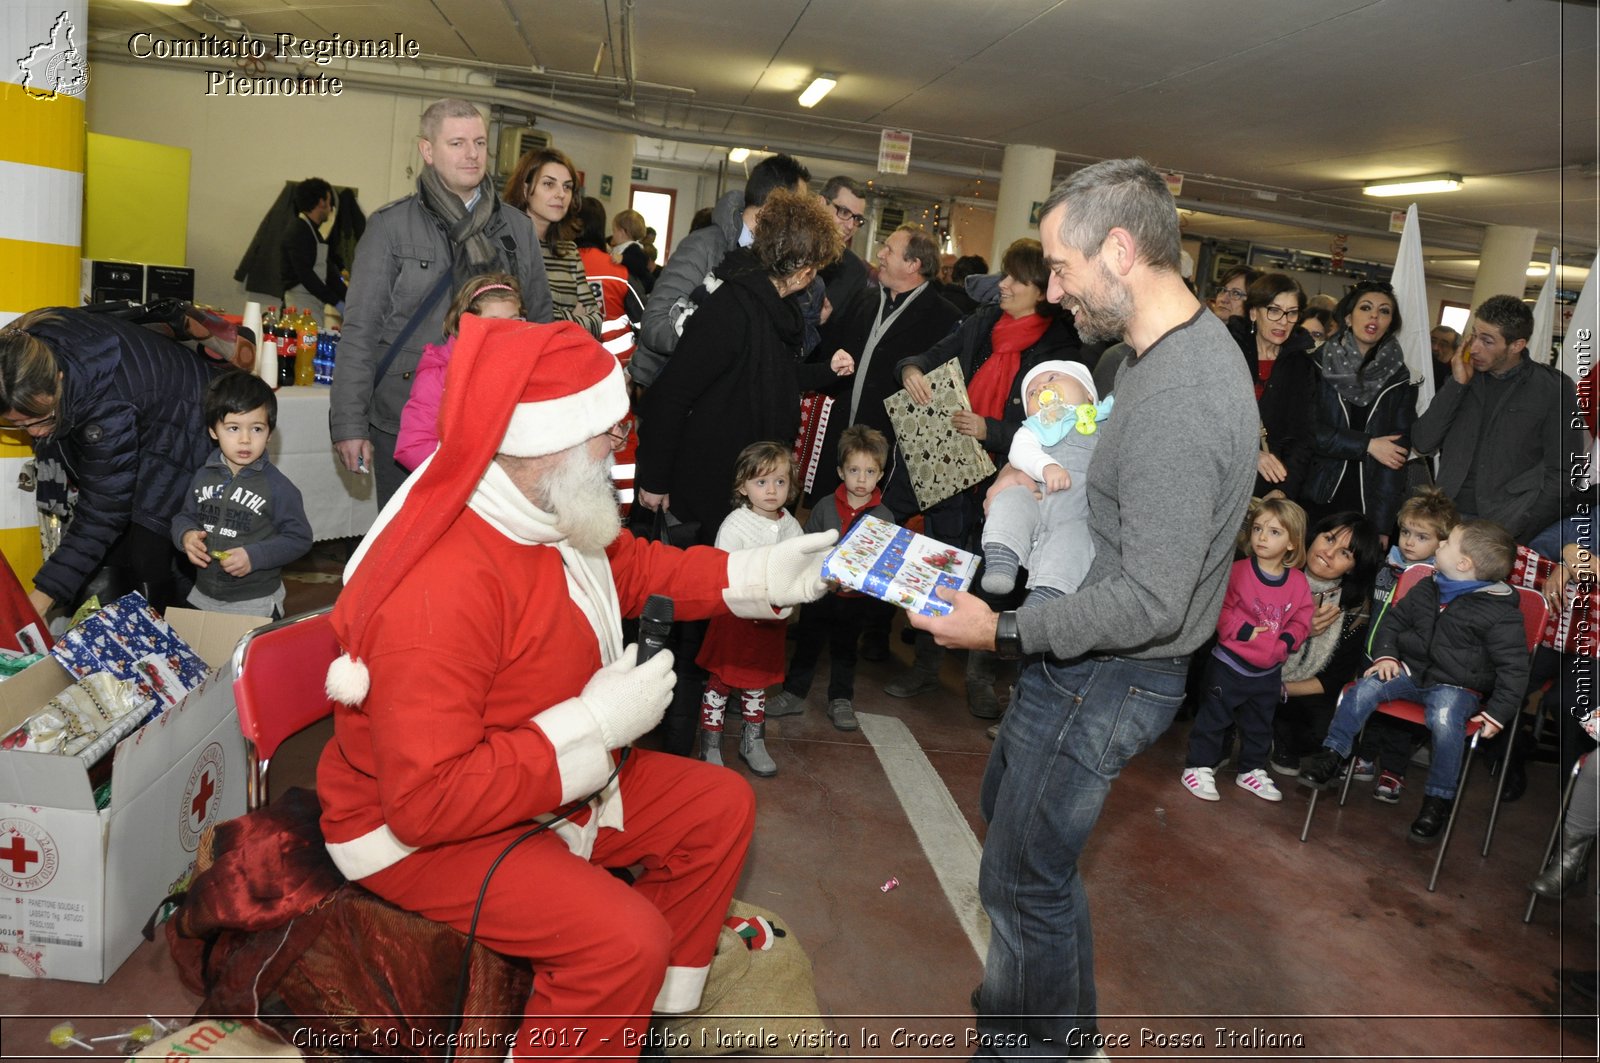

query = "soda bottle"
(296, 308), (318, 386)
(278, 310), (298, 388)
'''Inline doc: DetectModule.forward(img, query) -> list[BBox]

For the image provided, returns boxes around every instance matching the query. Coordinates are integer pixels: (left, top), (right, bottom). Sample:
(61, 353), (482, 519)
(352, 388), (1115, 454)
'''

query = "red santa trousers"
(358, 750), (755, 1059)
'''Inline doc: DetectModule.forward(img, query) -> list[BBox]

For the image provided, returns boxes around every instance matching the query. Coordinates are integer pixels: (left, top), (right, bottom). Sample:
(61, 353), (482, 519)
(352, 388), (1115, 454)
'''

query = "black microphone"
(636, 595), (674, 665)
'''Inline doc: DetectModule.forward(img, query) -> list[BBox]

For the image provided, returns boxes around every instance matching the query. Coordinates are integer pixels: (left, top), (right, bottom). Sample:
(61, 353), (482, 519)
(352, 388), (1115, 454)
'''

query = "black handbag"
(629, 503), (700, 549)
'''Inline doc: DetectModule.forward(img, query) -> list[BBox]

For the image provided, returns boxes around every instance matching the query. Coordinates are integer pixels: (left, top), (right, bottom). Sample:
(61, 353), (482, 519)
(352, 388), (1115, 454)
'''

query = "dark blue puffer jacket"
(23, 309), (221, 604)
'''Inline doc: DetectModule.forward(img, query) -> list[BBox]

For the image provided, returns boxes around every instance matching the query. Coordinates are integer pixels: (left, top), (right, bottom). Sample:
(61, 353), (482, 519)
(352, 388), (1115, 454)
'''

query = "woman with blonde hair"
(503, 146), (603, 338)
(611, 208), (654, 296)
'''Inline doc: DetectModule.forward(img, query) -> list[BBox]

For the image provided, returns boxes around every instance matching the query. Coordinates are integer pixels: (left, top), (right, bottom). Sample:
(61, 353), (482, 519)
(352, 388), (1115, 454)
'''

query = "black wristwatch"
(994, 610), (1022, 660)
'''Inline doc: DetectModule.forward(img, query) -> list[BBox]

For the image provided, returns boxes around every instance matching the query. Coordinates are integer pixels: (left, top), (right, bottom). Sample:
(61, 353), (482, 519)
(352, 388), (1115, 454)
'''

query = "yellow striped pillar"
(0, 1), (87, 588)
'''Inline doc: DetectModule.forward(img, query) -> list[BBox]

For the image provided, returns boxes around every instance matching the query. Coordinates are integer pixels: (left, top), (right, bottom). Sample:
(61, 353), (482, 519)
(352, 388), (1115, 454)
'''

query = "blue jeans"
(1325, 672), (1482, 798)
(976, 653), (1187, 1059)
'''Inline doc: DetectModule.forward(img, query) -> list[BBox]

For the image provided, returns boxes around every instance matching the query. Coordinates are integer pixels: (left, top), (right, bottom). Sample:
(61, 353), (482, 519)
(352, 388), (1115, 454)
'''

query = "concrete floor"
(3, 543), (1597, 1060)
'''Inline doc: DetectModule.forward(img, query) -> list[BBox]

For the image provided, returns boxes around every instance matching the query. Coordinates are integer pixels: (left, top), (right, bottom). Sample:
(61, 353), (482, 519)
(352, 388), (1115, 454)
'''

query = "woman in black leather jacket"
(1290, 281), (1417, 539)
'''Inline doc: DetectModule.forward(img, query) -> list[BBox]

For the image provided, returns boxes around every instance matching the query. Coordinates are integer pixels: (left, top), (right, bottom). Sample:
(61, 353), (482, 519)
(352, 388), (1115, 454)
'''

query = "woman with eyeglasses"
(1208, 265), (1260, 324)
(503, 147), (604, 339)
(0, 307), (221, 618)
(1242, 274), (1316, 494)
(1294, 280), (1418, 540)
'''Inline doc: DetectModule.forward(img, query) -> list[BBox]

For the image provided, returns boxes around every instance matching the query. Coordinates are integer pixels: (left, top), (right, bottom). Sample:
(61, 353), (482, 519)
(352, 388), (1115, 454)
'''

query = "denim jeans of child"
(1325, 672), (1481, 799)
(976, 652), (1187, 1058)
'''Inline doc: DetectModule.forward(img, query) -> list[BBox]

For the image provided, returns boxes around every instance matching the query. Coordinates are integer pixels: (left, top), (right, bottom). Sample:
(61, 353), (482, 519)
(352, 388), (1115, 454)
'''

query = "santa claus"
(316, 317), (835, 1056)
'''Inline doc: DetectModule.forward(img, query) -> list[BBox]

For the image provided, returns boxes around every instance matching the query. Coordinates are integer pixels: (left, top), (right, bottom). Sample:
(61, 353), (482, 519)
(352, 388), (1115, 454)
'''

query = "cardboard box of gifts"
(0, 606), (265, 982)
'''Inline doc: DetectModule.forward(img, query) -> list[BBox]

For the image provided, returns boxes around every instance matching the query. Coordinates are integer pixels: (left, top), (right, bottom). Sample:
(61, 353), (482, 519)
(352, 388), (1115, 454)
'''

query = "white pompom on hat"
(325, 317), (627, 706)
(1019, 359), (1098, 406)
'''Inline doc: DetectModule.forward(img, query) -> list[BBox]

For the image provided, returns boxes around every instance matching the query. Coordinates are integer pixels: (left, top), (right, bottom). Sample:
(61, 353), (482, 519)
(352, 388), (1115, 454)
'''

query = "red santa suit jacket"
(316, 513), (754, 880)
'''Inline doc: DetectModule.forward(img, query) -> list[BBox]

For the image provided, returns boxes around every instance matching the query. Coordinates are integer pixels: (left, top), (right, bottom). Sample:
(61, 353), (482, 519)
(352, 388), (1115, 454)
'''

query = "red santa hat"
(325, 317), (627, 705)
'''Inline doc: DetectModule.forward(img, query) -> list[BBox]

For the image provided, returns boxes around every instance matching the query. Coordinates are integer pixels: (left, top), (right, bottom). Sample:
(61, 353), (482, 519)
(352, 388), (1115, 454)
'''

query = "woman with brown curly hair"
(502, 146), (604, 338)
(635, 188), (849, 543)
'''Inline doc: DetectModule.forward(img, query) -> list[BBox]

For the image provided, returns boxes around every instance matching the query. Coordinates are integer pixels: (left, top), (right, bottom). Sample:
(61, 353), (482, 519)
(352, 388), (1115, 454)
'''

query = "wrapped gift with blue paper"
(820, 515), (979, 617)
(50, 592), (211, 720)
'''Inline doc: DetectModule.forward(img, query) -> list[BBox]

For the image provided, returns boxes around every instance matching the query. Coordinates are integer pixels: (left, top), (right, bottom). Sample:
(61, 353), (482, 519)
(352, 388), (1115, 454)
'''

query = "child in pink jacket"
(393, 273), (523, 470)
(1181, 497), (1314, 804)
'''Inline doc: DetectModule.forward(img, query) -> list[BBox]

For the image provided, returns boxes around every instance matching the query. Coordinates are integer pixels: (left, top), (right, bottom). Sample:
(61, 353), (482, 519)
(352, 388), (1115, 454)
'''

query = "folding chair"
(230, 605), (340, 810)
(1301, 567), (1548, 892)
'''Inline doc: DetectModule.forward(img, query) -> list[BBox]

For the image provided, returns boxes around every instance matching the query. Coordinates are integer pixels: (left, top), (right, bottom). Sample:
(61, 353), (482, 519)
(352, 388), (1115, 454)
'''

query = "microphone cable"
(441, 746), (632, 1062)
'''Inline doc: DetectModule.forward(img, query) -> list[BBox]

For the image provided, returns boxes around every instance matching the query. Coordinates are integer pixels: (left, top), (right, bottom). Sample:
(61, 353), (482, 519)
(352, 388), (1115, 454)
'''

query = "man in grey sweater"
(914, 158), (1258, 1058)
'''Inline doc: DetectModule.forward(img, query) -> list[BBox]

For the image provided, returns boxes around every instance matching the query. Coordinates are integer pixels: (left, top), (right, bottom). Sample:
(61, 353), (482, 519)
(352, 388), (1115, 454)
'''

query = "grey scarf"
(1282, 573), (1349, 683)
(416, 168), (504, 287)
(1320, 330), (1407, 406)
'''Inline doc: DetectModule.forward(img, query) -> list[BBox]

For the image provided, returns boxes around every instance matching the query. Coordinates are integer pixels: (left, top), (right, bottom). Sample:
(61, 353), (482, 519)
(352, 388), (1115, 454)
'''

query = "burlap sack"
(657, 900), (833, 1057)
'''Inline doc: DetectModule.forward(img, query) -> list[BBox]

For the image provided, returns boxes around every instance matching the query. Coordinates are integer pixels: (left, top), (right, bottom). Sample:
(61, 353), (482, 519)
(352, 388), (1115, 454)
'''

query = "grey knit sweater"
(1017, 308), (1258, 660)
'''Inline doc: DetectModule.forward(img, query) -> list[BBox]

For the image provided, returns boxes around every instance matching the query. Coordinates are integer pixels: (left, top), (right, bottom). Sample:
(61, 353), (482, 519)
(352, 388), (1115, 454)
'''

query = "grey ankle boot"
(699, 727), (724, 767)
(1532, 828), (1595, 899)
(739, 721), (777, 777)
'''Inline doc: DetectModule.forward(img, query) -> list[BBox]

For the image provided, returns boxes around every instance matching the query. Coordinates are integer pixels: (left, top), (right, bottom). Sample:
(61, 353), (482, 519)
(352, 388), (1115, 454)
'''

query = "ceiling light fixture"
(798, 75), (837, 108)
(1527, 263), (1550, 277)
(1362, 173), (1464, 197)
(727, 147), (750, 163)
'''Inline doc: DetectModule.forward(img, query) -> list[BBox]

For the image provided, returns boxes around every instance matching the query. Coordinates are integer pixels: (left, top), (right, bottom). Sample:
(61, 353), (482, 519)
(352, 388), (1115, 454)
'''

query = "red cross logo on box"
(0, 819), (58, 892)
(180, 743), (227, 853)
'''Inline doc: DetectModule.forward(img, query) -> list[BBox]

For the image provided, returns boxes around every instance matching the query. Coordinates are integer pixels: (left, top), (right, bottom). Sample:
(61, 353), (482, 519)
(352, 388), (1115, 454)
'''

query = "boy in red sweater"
(767, 426), (892, 731)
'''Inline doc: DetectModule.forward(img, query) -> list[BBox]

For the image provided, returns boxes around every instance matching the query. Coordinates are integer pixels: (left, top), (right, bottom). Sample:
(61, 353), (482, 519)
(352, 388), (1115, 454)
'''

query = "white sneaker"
(1181, 766), (1220, 801)
(1236, 768), (1283, 802)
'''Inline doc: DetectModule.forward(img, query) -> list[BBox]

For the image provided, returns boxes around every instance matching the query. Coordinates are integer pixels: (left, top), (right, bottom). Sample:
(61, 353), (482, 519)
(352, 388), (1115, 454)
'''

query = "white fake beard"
(540, 446), (623, 552)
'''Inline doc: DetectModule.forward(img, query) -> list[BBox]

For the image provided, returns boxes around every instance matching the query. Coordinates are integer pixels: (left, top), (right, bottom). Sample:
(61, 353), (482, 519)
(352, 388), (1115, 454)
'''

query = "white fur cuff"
(534, 698), (616, 803)
(722, 546), (789, 621)
(652, 964), (711, 1013)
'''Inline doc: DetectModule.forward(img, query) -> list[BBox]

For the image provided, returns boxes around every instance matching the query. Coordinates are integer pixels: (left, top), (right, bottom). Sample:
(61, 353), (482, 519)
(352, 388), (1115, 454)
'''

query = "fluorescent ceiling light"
(727, 147), (750, 163)
(1527, 263), (1550, 277)
(798, 75), (837, 108)
(1362, 173), (1464, 197)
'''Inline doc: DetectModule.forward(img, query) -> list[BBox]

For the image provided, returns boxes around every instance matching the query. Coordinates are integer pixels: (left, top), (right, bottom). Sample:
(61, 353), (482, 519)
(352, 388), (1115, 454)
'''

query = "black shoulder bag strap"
(371, 268), (454, 386)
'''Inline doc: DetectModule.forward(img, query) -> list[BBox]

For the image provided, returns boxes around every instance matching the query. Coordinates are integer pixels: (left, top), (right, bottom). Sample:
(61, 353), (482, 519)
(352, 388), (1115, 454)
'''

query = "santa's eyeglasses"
(605, 419), (634, 451)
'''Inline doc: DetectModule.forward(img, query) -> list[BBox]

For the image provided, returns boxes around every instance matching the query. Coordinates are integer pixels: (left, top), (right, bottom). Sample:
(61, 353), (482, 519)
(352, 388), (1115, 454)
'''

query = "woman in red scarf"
(887, 238), (1094, 717)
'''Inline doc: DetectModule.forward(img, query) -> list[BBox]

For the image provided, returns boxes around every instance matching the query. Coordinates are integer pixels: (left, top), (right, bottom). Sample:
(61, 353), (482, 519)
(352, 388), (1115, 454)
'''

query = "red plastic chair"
(231, 606), (340, 810)
(1301, 566), (1548, 892)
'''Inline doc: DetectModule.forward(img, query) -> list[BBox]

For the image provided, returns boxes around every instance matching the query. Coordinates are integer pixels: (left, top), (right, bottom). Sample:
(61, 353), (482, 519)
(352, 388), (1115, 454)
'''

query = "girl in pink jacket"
(394, 273), (523, 470)
(1181, 497), (1314, 804)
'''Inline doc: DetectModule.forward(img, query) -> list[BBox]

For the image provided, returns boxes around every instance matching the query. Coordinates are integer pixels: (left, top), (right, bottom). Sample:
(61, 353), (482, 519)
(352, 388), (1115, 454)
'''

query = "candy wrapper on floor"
(50, 592), (211, 719)
(820, 515), (978, 617)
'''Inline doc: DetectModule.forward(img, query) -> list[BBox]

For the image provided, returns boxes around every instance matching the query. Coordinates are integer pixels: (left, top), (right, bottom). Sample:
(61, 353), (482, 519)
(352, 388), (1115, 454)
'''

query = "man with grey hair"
(331, 97), (553, 505)
(809, 224), (959, 515)
(818, 175), (870, 316)
(913, 158), (1258, 1057)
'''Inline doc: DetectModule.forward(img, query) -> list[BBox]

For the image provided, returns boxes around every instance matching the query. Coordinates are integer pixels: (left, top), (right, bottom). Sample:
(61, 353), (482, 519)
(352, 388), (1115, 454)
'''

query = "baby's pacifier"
(1034, 387), (1070, 424)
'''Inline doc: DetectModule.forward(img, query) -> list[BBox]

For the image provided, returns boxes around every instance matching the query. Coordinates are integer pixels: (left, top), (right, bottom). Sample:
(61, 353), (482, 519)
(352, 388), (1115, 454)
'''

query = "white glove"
(577, 643), (676, 751)
(767, 530), (837, 607)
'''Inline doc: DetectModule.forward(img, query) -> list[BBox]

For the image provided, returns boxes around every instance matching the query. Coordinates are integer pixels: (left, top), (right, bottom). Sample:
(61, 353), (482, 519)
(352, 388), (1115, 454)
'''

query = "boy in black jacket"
(1300, 520), (1530, 841)
(172, 372), (312, 618)
(766, 426), (892, 732)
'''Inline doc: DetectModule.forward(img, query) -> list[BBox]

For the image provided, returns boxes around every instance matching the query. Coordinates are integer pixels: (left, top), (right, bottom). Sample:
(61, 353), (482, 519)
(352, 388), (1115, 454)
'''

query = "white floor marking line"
(857, 711), (990, 962)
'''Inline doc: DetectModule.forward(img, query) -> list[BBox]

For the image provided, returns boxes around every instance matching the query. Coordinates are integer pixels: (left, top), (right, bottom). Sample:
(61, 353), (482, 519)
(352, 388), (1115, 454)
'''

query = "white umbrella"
(1530, 247), (1559, 366)
(1389, 204), (1435, 415)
